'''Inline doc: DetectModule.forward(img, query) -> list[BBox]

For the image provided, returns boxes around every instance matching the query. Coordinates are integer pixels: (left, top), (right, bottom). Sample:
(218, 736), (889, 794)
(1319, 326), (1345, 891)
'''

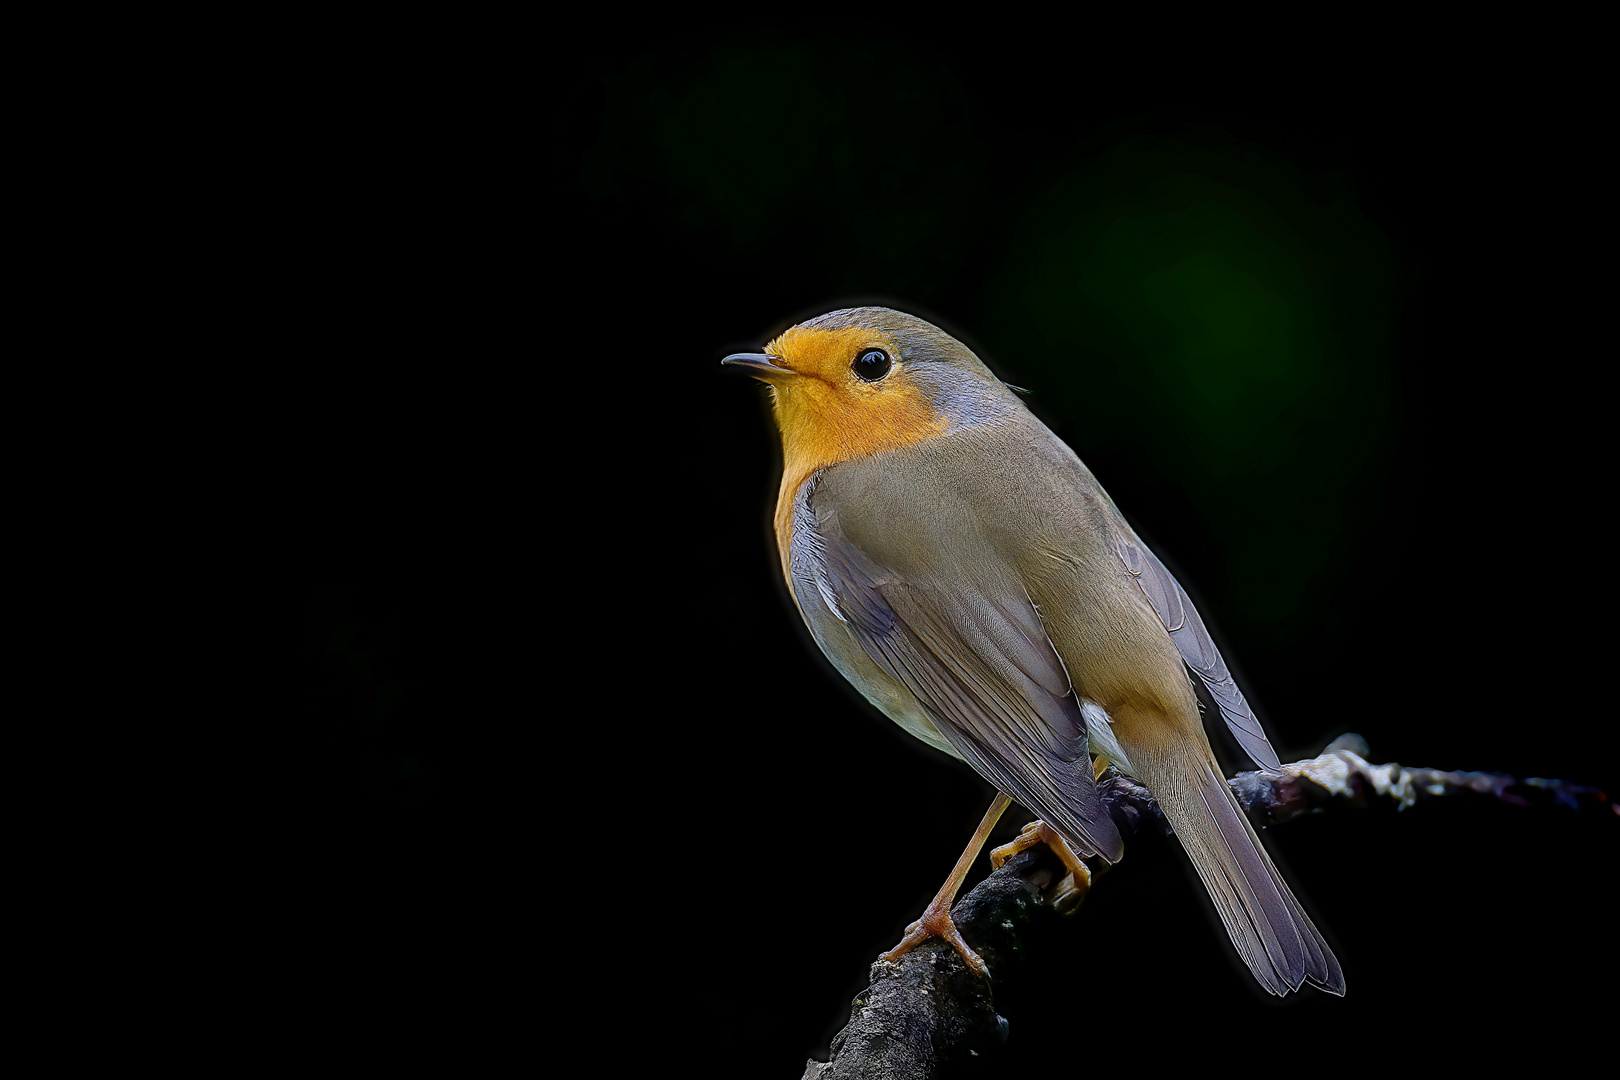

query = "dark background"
(262, 28), (1613, 1073)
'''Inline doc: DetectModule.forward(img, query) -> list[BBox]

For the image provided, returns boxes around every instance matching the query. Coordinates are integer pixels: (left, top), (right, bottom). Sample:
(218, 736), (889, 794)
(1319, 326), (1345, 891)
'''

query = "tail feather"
(1161, 760), (1345, 996)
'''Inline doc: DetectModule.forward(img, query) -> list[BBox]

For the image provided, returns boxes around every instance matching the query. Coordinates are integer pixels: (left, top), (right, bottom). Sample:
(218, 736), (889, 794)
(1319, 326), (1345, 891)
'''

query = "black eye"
(851, 348), (892, 381)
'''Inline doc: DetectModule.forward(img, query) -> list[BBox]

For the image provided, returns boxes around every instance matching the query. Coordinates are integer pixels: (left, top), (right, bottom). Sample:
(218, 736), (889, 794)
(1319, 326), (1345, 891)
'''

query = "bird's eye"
(851, 348), (892, 382)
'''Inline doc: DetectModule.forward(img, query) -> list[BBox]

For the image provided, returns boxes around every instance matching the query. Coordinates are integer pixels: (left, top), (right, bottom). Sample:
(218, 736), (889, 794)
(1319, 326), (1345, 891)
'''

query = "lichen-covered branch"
(801, 734), (1613, 1080)
(1229, 733), (1614, 823)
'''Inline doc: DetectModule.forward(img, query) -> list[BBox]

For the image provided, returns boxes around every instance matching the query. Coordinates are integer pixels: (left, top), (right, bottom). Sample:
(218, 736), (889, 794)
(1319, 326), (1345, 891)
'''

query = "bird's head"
(723, 307), (1021, 472)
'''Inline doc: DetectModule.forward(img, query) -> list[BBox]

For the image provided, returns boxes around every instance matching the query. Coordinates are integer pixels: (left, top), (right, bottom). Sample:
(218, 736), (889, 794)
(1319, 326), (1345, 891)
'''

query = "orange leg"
(880, 792), (1012, 977)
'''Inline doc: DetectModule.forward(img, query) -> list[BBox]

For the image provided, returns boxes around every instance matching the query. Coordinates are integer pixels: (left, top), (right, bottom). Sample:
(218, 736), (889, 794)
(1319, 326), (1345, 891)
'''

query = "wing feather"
(1113, 533), (1281, 771)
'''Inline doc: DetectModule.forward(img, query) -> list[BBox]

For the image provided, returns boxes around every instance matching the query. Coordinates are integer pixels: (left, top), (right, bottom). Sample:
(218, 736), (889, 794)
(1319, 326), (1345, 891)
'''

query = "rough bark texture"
(801, 734), (1613, 1079)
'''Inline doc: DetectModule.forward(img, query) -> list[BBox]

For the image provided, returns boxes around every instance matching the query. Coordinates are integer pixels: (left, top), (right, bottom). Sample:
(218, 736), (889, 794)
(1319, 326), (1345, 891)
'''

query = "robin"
(724, 306), (1343, 996)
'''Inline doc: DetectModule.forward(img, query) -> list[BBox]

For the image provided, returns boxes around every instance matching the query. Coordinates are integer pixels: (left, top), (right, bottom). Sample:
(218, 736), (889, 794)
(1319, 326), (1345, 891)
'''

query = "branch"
(801, 734), (1613, 1080)
(1230, 733), (1613, 822)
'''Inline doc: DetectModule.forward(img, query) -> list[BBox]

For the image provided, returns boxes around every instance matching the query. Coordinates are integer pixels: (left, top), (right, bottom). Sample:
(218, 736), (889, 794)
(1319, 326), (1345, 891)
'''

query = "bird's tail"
(1157, 756), (1345, 996)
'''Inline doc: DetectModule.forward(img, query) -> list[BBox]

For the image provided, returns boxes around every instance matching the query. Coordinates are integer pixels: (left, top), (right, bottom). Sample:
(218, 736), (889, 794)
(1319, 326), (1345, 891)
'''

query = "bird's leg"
(880, 792), (1012, 978)
(989, 819), (1094, 910)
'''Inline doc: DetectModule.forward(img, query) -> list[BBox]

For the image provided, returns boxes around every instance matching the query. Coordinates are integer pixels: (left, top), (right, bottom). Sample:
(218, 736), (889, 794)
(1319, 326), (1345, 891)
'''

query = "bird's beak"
(721, 353), (795, 382)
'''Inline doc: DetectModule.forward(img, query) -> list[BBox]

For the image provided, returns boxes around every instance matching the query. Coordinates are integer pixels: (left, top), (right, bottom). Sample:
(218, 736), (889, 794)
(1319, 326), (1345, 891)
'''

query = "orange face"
(764, 325), (949, 475)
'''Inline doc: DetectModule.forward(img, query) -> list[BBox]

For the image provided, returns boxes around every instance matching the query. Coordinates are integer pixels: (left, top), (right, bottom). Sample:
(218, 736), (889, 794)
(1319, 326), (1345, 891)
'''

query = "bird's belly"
(790, 573), (961, 759)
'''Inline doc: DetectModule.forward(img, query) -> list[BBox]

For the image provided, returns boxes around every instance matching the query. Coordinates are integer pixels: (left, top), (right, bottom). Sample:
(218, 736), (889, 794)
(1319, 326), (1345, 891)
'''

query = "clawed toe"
(989, 818), (1094, 908)
(881, 904), (989, 977)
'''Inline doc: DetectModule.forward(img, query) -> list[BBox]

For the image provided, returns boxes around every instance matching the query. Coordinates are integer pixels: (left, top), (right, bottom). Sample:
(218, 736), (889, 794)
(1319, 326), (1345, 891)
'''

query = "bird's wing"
(797, 476), (1124, 863)
(1111, 531), (1281, 771)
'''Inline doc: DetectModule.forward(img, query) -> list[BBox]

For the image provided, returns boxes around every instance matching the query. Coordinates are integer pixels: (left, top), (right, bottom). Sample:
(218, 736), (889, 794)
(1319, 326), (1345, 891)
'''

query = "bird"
(723, 306), (1344, 997)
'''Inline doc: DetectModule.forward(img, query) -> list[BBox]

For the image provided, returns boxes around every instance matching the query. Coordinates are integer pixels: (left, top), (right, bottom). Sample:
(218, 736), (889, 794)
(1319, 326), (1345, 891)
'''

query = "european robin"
(724, 306), (1343, 996)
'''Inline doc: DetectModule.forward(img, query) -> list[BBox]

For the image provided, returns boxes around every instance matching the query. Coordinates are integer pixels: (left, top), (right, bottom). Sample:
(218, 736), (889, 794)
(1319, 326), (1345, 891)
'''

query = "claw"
(881, 903), (990, 977)
(989, 818), (1094, 912)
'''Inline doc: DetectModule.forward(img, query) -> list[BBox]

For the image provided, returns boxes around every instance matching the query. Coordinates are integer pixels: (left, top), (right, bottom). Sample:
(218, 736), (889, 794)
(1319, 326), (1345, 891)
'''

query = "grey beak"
(721, 353), (794, 381)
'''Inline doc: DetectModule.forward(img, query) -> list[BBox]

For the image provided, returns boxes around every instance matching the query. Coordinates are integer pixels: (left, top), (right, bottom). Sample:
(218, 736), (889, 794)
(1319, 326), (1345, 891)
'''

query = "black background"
(261, 26), (1614, 1073)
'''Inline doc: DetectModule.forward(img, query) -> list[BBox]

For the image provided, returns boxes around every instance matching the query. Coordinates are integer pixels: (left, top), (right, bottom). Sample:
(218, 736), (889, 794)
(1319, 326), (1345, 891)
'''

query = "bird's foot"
(880, 896), (988, 978)
(878, 792), (1012, 979)
(989, 819), (1094, 911)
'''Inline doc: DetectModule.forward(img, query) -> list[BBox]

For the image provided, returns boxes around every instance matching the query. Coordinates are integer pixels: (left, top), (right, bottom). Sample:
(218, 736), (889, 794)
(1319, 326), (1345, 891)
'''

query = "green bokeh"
(580, 36), (990, 298)
(980, 131), (1395, 636)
